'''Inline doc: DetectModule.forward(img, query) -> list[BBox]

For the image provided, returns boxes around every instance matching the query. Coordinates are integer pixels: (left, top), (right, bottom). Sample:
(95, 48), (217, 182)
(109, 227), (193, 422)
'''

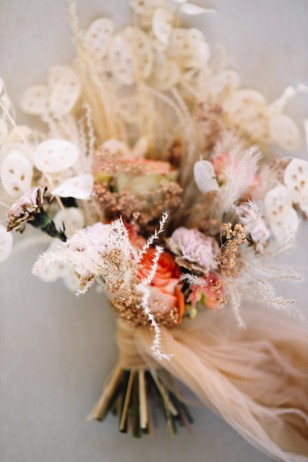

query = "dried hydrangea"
(169, 226), (219, 273)
(33, 220), (138, 294)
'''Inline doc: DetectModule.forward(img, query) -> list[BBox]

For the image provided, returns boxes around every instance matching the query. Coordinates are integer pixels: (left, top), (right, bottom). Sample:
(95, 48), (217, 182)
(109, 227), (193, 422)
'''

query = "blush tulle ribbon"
(90, 308), (308, 461)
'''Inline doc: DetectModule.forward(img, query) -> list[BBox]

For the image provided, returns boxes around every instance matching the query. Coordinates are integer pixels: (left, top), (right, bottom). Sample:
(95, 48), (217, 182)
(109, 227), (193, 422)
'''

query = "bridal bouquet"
(1, 1), (307, 461)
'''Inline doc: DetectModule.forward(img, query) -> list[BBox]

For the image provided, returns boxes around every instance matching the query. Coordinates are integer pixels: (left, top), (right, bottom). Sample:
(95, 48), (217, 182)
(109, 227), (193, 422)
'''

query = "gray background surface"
(0, 1), (308, 461)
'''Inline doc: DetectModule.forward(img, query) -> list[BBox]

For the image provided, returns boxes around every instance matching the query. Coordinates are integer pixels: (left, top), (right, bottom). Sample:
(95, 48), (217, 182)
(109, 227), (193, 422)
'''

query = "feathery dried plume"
(84, 102), (95, 160)
(136, 212), (173, 359)
(218, 146), (261, 214)
(138, 211), (168, 262)
(179, 273), (205, 287)
(136, 245), (172, 360)
(222, 243), (304, 327)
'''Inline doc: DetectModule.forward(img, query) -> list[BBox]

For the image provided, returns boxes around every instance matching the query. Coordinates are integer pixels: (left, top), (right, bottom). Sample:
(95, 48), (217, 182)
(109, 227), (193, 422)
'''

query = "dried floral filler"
(0, 1), (308, 461)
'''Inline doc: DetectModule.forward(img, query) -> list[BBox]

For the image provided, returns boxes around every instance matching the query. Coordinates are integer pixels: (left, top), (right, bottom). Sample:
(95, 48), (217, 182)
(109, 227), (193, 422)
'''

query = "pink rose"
(188, 273), (224, 310)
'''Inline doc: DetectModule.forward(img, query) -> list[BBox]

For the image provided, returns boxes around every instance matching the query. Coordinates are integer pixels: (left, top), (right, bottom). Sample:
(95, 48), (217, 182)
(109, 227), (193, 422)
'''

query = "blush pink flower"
(119, 158), (172, 175)
(188, 273), (224, 310)
(169, 227), (219, 273)
(212, 153), (228, 179)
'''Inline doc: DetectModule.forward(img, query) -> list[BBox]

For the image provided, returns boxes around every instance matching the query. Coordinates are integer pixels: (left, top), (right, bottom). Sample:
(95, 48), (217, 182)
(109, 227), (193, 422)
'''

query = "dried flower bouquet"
(0, 1), (307, 460)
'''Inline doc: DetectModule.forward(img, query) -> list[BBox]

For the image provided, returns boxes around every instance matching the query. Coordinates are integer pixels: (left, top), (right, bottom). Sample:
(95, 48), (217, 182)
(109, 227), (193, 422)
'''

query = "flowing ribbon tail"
(135, 309), (308, 462)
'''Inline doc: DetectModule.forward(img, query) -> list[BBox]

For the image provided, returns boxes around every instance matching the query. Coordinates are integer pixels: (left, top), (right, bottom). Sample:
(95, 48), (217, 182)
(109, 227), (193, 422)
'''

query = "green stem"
(30, 210), (67, 242)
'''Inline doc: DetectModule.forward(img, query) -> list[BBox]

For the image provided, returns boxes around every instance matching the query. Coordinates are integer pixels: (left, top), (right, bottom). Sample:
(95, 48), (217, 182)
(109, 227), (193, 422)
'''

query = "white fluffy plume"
(218, 146), (261, 214)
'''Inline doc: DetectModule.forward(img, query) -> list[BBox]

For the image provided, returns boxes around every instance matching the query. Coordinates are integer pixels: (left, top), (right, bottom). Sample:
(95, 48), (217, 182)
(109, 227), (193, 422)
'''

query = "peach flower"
(138, 248), (184, 321)
(119, 158), (172, 175)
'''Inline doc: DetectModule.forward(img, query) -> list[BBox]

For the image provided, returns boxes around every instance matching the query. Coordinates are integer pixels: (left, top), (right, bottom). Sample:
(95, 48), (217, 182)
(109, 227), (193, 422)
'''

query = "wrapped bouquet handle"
(88, 319), (194, 435)
(89, 309), (308, 461)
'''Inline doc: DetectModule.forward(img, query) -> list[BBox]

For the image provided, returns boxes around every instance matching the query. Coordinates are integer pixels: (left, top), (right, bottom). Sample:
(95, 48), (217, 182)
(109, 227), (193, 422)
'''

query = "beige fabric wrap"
(116, 308), (308, 462)
(116, 320), (151, 370)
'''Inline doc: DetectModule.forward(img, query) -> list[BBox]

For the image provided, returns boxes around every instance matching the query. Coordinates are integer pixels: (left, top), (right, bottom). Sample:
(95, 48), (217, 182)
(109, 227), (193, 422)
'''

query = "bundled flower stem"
(88, 366), (193, 437)
(87, 318), (194, 437)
